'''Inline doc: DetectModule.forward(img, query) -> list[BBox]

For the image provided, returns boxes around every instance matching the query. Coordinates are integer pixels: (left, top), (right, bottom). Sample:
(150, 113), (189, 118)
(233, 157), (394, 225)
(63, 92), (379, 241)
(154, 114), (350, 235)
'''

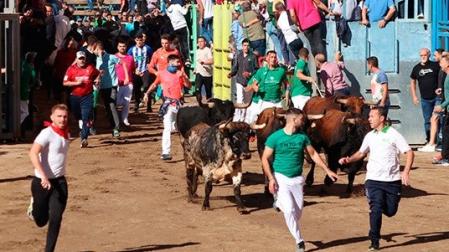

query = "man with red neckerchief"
(63, 50), (100, 148)
(27, 104), (70, 252)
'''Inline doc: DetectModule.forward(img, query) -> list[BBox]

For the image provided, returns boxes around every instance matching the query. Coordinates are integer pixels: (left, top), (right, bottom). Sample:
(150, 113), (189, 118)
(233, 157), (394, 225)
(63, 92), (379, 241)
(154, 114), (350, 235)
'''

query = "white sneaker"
(418, 144), (436, 152)
(123, 119), (130, 126)
(27, 197), (34, 221)
(78, 120), (83, 129)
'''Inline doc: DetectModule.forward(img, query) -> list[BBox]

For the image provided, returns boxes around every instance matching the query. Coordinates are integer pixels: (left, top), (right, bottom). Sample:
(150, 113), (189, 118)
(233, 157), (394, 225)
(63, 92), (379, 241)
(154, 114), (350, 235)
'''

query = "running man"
(262, 108), (338, 252)
(27, 104), (70, 252)
(115, 38), (135, 126)
(339, 106), (414, 250)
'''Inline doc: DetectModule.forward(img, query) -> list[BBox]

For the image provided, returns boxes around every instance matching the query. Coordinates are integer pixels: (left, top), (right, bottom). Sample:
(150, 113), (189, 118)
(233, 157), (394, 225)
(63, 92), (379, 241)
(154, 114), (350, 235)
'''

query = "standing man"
(238, 1), (266, 57)
(410, 48), (440, 150)
(339, 106), (414, 250)
(228, 39), (257, 122)
(145, 54), (191, 160)
(195, 36), (214, 101)
(367, 56), (390, 114)
(63, 51), (100, 148)
(315, 51), (350, 97)
(433, 56), (449, 165)
(27, 104), (70, 252)
(262, 108), (338, 252)
(147, 34), (183, 78)
(361, 0), (396, 29)
(246, 50), (288, 112)
(128, 32), (153, 113)
(291, 48), (314, 110)
(115, 39), (135, 126)
(197, 0), (214, 44)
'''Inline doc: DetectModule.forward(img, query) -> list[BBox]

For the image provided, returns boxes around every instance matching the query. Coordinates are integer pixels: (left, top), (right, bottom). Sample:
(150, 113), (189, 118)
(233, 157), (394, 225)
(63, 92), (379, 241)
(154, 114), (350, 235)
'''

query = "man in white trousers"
(261, 108), (338, 252)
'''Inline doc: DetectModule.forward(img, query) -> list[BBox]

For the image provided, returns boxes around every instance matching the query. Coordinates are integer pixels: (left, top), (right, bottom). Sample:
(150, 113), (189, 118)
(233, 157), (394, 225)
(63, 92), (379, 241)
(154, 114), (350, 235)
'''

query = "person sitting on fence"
(361, 0), (396, 29)
(315, 51), (351, 97)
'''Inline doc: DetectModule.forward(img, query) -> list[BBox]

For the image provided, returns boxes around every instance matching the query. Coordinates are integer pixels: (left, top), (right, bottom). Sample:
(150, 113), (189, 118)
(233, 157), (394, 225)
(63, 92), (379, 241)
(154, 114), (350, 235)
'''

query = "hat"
(76, 51), (86, 59)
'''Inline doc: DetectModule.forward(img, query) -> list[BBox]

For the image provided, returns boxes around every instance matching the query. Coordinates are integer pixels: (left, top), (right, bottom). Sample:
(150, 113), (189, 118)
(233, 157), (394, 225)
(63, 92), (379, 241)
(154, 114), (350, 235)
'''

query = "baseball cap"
(76, 51), (86, 59)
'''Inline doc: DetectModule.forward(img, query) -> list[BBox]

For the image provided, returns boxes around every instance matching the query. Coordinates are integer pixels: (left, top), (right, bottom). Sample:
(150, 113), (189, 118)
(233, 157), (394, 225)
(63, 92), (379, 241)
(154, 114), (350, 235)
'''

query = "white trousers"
(291, 95), (311, 110)
(117, 84), (133, 121)
(162, 105), (178, 155)
(244, 101), (261, 125)
(275, 172), (304, 244)
(259, 100), (283, 112)
(233, 83), (252, 122)
(20, 100), (29, 124)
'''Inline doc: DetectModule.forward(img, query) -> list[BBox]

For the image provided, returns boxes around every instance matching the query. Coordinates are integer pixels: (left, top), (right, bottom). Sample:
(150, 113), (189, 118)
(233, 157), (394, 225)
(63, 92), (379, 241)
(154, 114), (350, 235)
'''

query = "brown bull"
(303, 95), (374, 116)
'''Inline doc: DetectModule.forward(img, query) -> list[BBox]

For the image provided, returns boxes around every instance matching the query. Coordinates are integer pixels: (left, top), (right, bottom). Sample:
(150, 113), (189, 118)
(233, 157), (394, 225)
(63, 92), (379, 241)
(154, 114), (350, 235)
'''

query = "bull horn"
(207, 102), (216, 108)
(363, 100), (377, 105)
(307, 114), (324, 120)
(276, 113), (286, 118)
(250, 123), (266, 130)
(345, 118), (358, 124)
(336, 98), (348, 104)
(234, 102), (251, 109)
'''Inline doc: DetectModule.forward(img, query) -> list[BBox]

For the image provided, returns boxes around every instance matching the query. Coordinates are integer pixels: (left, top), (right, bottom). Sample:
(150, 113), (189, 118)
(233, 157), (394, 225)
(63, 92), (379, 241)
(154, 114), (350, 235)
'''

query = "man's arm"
(361, 6), (369, 26)
(338, 150), (367, 165)
(261, 147), (277, 194)
(312, 0), (332, 15)
(196, 0), (204, 24)
(379, 5), (396, 28)
(306, 145), (338, 181)
(29, 143), (51, 189)
(145, 74), (161, 95)
(410, 79), (419, 105)
(245, 80), (259, 92)
(289, 9), (299, 28)
(380, 83), (388, 107)
(148, 54), (158, 76)
(296, 69), (315, 84)
(401, 150), (414, 186)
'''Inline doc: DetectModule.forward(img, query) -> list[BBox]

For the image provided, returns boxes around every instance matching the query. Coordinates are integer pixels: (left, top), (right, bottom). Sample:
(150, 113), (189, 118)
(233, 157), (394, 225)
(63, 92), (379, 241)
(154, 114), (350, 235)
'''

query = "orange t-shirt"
(148, 48), (182, 73)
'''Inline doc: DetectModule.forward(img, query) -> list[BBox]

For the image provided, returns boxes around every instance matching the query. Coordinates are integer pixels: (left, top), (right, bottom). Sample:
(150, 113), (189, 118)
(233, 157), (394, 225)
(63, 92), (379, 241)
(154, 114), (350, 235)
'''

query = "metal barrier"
(0, 13), (21, 140)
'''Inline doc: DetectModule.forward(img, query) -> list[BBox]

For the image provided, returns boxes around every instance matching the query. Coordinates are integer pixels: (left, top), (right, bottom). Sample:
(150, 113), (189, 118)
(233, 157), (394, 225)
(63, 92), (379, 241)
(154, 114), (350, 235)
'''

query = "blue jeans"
(129, 0), (136, 12)
(421, 97), (437, 142)
(250, 39), (266, 57)
(87, 0), (94, 10)
(201, 17), (213, 43)
(266, 22), (284, 63)
(365, 180), (402, 243)
(70, 93), (94, 140)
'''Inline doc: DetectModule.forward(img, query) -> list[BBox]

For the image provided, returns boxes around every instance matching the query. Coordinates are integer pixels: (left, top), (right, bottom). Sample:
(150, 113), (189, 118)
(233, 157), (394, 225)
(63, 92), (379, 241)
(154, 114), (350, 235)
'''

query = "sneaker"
(89, 127), (97, 136)
(112, 129), (120, 138)
(369, 241), (380, 251)
(27, 197), (34, 221)
(435, 159), (449, 166)
(160, 154), (172, 161)
(418, 144), (436, 152)
(417, 13), (424, 19)
(78, 120), (83, 130)
(81, 139), (88, 148)
(436, 145), (442, 152)
(123, 119), (130, 126)
(296, 241), (305, 252)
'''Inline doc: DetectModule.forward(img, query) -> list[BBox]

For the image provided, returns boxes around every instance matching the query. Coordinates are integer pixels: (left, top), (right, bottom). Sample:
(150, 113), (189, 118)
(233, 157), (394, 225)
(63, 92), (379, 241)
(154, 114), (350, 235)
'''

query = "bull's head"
(218, 121), (265, 160)
(336, 96), (376, 116)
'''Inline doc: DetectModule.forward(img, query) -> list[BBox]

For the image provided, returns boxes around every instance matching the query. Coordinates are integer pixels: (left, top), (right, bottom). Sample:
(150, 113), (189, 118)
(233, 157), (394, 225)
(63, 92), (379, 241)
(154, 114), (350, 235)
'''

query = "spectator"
(148, 34), (182, 77)
(53, 36), (77, 103)
(433, 56), (449, 165)
(20, 52), (37, 138)
(63, 51), (100, 148)
(239, 1), (266, 57)
(291, 48), (314, 109)
(410, 48), (440, 150)
(288, 0), (332, 56)
(315, 51), (350, 97)
(104, 12), (120, 31)
(166, 0), (191, 65)
(361, 0), (396, 29)
(367, 56), (390, 114)
(275, 2), (303, 67)
(231, 6), (245, 52)
(197, 0), (214, 44)
(229, 39), (257, 122)
(195, 36), (214, 101)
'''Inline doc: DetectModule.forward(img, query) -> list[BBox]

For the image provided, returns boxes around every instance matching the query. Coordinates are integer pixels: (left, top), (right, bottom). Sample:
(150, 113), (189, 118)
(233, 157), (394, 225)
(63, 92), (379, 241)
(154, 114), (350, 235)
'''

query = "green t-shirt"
(247, 75), (260, 103)
(265, 129), (311, 178)
(441, 75), (449, 109)
(253, 66), (286, 102)
(291, 59), (312, 97)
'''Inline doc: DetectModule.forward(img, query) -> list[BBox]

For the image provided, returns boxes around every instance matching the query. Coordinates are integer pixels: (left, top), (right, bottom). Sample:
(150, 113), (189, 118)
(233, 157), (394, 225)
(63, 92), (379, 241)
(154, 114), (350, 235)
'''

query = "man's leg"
(382, 181), (401, 217)
(365, 180), (385, 247)
(233, 83), (244, 122)
(195, 74), (204, 101)
(142, 72), (153, 112)
(304, 24), (325, 56)
(441, 112), (449, 160)
(45, 177), (68, 252)
(119, 84), (133, 123)
(429, 113), (440, 146)
(162, 106), (176, 157)
(133, 75), (143, 113)
(421, 98), (436, 142)
(80, 94), (94, 141)
(31, 177), (50, 227)
(203, 76), (213, 100)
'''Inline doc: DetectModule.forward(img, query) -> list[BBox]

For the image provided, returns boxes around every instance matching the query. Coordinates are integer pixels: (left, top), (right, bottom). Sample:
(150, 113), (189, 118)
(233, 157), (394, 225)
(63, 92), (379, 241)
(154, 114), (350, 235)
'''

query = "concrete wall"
(323, 20), (432, 144)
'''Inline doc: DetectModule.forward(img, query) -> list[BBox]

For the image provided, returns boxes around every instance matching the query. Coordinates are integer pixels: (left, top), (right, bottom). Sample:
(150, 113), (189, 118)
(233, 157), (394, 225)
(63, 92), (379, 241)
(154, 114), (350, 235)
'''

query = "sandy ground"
(1, 95), (449, 252)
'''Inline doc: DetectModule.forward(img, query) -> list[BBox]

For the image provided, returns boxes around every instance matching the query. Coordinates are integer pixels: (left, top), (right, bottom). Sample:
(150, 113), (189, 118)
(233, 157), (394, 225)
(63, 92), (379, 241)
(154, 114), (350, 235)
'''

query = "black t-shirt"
(410, 61), (440, 99)
(80, 46), (97, 66)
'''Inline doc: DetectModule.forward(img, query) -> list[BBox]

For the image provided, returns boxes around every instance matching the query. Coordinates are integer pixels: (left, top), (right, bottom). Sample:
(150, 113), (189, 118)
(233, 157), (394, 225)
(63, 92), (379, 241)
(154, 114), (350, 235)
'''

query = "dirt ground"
(1, 95), (449, 252)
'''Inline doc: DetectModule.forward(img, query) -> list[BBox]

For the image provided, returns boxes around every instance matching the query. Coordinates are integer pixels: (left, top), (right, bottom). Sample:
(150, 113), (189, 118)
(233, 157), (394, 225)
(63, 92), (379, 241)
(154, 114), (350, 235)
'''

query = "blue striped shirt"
(127, 45), (153, 73)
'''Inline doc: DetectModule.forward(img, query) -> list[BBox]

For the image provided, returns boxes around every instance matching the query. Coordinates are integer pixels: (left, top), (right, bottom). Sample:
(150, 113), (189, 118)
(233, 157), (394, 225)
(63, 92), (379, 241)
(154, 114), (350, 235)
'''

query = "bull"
(176, 98), (250, 138)
(182, 121), (265, 213)
(305, 109), (370, 194)
(303, 95), (374, 116)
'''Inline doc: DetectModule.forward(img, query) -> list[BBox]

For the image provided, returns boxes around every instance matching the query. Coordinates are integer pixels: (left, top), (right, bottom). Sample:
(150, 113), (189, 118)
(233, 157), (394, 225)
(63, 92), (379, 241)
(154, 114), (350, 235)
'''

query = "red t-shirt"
(156, 69), (185, 100)
(64, 64), (99, 97)
(148, 48), (182, 73)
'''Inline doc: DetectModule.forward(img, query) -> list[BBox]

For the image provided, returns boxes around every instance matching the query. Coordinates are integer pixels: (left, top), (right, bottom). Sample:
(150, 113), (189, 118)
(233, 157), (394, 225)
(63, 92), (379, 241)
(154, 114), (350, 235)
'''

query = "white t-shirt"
(202, 0), (214, 19)
(277, 11), (298, 44)
(195, 47), (213, 77)
(359, 126), (411, 182)
(34, 127), (69, 179)
(166, 4), (188, 30)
